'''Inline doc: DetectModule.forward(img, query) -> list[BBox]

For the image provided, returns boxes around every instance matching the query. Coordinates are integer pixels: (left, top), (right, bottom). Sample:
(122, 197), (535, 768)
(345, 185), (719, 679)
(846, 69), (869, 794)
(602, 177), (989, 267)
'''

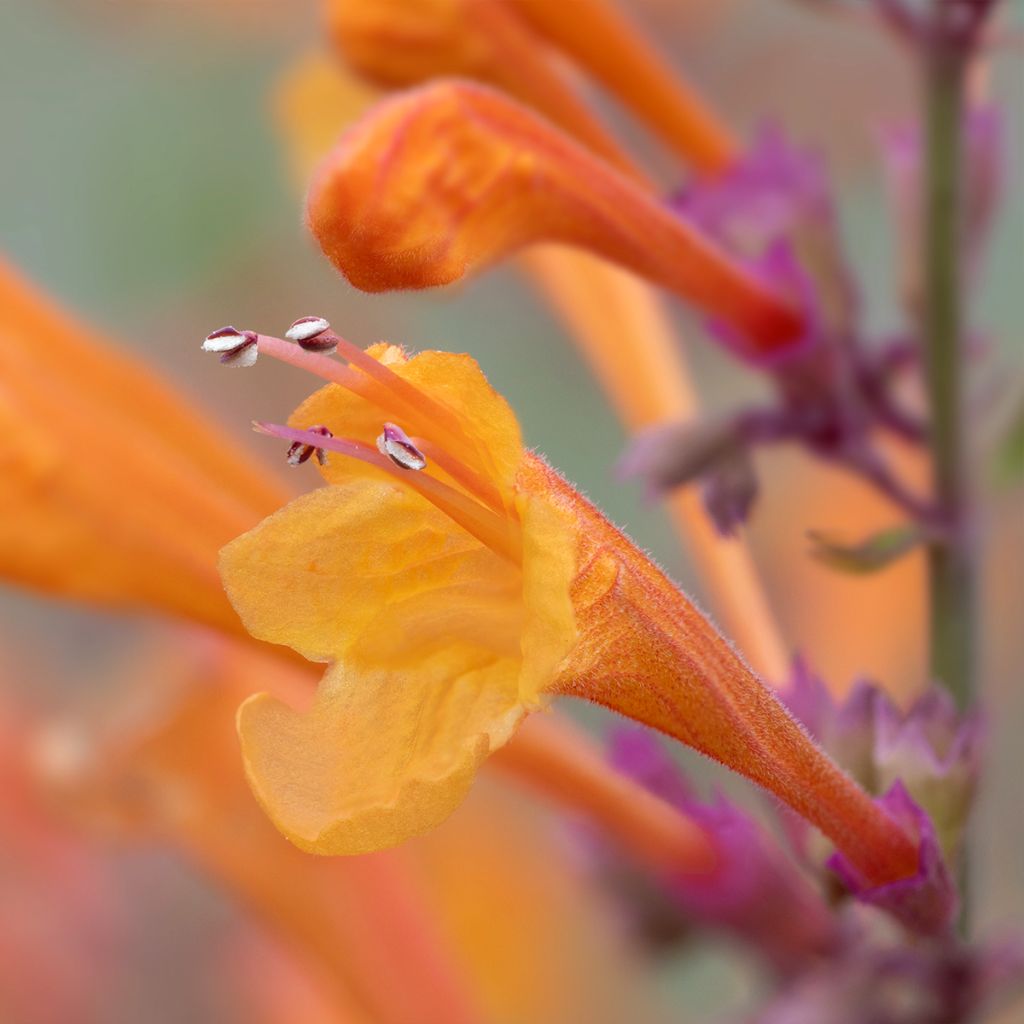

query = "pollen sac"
(285, 315), (337, 354)
(376, 422), (427, 471)
(202, 326), (259, 368)
(286, 425), (333, 468)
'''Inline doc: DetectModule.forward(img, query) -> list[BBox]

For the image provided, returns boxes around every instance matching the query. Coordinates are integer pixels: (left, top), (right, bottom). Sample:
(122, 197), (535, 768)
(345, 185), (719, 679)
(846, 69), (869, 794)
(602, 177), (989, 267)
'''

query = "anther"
(285, 424), (333, 467)
(202, 326), (259, 368)
(376, 422), (427, 471)
(285, 315), (337, 354)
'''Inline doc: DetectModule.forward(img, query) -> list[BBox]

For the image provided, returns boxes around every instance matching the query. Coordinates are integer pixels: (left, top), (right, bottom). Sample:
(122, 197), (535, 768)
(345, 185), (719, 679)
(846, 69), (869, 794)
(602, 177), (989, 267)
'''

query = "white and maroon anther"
(202, 326), (259, 368)
(286, 424), (333, 467)
(376, 422), (427, 471)
(285, 315), (337, 354)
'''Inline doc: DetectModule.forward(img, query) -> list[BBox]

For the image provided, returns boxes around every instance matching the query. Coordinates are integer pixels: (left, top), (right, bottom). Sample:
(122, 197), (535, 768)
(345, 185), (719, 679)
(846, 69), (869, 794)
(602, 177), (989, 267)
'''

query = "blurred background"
(0, 1), (1021, 1021)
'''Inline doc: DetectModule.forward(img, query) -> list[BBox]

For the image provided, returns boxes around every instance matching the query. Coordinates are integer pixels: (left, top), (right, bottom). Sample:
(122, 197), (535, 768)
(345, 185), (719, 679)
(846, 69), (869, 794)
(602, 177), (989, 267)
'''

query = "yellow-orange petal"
(514, 0), (738, 174)
(307, 81), (803, 354)
(219, 481), (523, 665)
(238, 659), (523, 855)
(0, 258), (287, 631)
(220, 458), (577, 852)
(325, 0), (644, 179)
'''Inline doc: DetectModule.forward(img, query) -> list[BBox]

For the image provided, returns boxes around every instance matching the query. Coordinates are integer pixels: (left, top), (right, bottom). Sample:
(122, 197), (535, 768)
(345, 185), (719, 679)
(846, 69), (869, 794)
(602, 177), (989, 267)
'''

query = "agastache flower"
(274, 1), (794, 680)
(305, 81), (806, 358)
(213, 320), (920, 890)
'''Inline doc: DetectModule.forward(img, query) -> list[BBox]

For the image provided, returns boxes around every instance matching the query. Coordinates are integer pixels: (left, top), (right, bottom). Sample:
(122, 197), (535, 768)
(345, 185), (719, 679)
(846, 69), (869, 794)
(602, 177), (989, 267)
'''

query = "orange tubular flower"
(305, 81), (806, 357)
(0, 258), (285, 633)
(218, 332), (918, 887)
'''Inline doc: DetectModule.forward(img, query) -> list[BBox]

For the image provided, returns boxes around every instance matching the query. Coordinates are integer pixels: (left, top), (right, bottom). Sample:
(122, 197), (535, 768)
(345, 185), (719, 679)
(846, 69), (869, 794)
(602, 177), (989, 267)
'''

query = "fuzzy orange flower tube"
(218, 331), (917, 887)
(305, 81), (805, 357)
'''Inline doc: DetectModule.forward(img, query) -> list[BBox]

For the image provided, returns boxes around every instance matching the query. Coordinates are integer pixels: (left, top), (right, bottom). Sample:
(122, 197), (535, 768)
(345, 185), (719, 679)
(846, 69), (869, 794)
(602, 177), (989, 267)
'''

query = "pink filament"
(254, 422), (522, 564)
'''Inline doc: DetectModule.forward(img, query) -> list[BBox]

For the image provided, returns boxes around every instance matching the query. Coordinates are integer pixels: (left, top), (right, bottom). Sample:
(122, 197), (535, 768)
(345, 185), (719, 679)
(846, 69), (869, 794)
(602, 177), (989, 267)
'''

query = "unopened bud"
(376, 422), (427, 471)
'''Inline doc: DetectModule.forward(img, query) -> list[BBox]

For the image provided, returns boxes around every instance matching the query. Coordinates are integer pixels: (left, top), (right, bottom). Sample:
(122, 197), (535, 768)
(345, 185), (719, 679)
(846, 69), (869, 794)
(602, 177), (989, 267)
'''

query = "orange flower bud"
(307, 82), (805, 356)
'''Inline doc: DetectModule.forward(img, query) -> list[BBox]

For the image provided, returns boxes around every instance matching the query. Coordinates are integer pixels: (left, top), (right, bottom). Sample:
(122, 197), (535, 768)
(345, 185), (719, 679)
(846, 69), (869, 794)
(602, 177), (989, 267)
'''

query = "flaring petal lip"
(306, 80), (806, 358)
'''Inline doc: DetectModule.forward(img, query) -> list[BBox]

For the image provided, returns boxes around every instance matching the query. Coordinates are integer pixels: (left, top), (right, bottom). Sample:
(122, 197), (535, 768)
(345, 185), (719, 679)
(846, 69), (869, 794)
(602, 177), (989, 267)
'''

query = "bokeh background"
(1, 1), (1021, 1020)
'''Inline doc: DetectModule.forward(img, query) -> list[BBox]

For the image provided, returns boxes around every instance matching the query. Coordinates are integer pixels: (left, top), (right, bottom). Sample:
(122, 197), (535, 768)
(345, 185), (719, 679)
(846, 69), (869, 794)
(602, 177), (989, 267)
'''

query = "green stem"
(923, 40), (974, 712)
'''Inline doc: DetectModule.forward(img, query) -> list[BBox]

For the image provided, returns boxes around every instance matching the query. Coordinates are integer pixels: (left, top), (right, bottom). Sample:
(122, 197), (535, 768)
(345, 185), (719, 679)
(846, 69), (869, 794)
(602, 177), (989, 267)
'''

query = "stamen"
(254, 422), (522, 564)
(250, 330), (508, 514)
(286, 424), (333, 467)
(285, 315), (338, 354)
(376, 422), (427, 471)
(202, 326), (258, 368)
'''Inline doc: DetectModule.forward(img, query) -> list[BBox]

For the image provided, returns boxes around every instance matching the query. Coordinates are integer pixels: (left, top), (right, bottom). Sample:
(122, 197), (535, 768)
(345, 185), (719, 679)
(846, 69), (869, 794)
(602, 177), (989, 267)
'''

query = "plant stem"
(923, 35), (974, 711)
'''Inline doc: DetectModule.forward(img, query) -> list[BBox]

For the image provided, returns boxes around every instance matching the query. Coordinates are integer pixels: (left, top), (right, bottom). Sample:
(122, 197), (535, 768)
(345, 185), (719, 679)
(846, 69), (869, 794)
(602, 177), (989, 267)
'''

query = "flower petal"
(220, 455), (578, 853)
(238, 658), (525, 854)
(220, 480), (521, 665)
(306, 81), (804, 355)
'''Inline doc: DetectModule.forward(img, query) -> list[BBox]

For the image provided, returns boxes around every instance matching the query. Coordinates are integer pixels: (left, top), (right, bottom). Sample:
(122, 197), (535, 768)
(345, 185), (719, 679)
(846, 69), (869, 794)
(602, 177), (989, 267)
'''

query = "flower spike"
(306, 81), (806, 358)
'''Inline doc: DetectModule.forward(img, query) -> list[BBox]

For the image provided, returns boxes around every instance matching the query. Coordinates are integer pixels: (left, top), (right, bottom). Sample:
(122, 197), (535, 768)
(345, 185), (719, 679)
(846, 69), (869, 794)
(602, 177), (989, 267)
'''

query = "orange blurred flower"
(324, 0), (736, 173)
